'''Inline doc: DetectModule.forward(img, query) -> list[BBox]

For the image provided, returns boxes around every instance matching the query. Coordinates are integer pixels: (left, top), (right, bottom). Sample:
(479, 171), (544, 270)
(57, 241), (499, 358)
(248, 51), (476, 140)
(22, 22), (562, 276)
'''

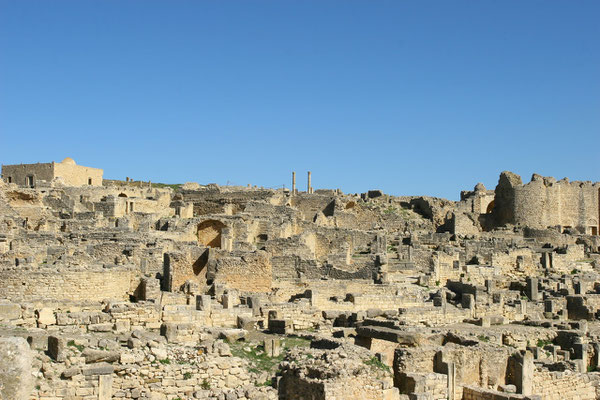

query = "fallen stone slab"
(82, 349), (120, 364)
(356, 326), (424, 346)
(82, 362), (114, 376)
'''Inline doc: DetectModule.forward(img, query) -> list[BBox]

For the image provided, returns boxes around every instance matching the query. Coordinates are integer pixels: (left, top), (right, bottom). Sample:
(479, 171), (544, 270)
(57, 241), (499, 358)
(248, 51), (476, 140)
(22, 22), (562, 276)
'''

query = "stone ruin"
(0, 160), (599, 400)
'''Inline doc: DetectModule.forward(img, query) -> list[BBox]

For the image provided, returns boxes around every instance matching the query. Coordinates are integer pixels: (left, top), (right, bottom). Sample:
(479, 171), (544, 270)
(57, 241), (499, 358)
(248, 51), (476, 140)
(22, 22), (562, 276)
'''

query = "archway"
(118, 193), (128, 198)
(197, 220), (226, 248)
(486, 200), (495, 214)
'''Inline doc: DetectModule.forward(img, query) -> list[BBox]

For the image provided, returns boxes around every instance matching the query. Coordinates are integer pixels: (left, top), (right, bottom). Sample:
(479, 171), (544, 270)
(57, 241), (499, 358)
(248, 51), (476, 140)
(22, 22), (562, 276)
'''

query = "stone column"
(292, 171), (296, 194)
(526, 277), (539, 301)
(593, 343), (600, 369)
(98, 375), (113, 400)
(516, 351), (534, 395)
(447, 362), (456, 400)
(307, 171), (312, 193)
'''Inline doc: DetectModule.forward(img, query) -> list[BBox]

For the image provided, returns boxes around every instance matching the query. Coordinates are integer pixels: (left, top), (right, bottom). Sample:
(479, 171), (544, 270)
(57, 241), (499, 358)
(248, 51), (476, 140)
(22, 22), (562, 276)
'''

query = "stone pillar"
(48, 336), (66, 361)
(544, 299), (555, 319)
(307, 171), (312, 194)
(196, 295), (212, 311)
(447, 362), (456, 400)
(516, 299), (527, 315)
(542, 251), (552, 269)
(526, 277), (539, 301)
(593, 343), (600, 369)
(516, 351), (534, 395)
(98, 374), (113, 400)
(264, 338), (281, 357)
(575, 280), (587, 295)
(573, 338), (589, 372)
(292, 171), (296, 194)
(221, 228), (233, 252)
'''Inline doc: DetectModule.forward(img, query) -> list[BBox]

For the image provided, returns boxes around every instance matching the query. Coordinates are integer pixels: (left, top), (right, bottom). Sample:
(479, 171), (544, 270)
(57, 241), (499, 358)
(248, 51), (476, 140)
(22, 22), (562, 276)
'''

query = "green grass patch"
(158, 358), (171, 365)
(383, 206), (397, 215)
(537, 339), (552, 348)
(67, 340), (84, 352)
(477, 335), (490, 342)
(364, 356), (390, 373)
(229, 336), (311, 375)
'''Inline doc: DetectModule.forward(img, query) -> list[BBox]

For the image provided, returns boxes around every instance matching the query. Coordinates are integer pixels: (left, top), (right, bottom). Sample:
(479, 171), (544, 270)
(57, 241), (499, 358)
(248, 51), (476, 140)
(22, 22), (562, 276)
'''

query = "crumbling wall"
(213, 251), (272, 293)
(532, 369), (598, 400)
(493, 172), (600, 233)
(0, 267), (134, 302)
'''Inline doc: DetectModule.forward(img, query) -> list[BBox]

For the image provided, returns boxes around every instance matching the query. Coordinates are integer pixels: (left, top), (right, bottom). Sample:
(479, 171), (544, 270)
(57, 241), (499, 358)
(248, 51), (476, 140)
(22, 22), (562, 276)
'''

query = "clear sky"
(1, 1), (598, 199)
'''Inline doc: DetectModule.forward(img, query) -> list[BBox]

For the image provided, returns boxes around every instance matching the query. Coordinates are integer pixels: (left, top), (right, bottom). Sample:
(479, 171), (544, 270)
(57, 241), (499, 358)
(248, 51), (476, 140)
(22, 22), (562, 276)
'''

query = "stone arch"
(486, 200), (495, 214)
(197, 219), (226, 248)
(118, 193), (128, 198)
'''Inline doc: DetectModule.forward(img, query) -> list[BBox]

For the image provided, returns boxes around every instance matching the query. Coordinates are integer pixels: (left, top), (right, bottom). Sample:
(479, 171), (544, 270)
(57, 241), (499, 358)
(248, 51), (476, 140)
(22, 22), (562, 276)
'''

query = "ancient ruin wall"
(494, 172), (599, 233)
(54, 162), (103, 186)
(1, 162), (55, 187)
(0, 267), (134, 302)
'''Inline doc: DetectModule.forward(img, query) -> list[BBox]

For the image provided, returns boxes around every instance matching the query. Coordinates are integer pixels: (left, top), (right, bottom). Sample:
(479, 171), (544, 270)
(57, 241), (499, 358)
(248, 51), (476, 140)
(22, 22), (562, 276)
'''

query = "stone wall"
(213, 251), (272, 293)
(532, 369), (598, 400)
(494, 171), (600, 234)
(0, 266), (134, 302)
(462, 386), (533, 400)
(54, 161), (103, 186)
(1, 162), (55, 187)
(2, 159), (104, 188)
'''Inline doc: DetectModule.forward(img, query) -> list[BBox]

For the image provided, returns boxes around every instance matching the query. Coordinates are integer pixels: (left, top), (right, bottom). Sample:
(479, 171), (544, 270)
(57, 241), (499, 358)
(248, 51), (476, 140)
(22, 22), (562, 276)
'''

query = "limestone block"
(61, 367), (81, 378)
(268, 319), (291, 334)
(237, 316), (257, 330)
(82, 362), (114, 376)
(99, 374), (113, 400)
(88, 323), (113, 332)
(219, 329), (248, 342)
(196, 295), (212, 311)
(82, 349), (120, 364)
(35, 308), (56, 326)
(48, 335), (66, 362)
(264, 338), (281, 357)
(0, 302), (21, 321)
(0, 337), (33, 400)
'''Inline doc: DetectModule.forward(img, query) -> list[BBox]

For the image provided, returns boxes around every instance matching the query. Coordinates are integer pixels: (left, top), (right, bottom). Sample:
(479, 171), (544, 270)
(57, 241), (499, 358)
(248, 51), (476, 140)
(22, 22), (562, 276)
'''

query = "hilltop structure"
(0, 164), (599, 400)
(1, 157), (103, 188)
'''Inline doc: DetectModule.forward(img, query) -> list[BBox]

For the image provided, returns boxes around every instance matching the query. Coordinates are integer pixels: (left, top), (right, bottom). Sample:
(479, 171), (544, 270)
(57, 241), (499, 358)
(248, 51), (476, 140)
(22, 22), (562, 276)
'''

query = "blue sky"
(1, 1), (598, 199)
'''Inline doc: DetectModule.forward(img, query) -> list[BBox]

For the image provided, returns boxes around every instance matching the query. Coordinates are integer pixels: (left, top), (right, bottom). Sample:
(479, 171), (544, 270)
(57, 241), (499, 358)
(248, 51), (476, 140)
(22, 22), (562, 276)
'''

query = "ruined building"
(1, 157), (103, 188)
(0, 164), (599, 400)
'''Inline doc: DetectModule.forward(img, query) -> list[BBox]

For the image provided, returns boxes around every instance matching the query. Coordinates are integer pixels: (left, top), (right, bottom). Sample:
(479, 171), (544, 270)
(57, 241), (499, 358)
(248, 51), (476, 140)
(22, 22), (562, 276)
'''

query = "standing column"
(292, 171), (296, 194)
(307, 171), (312, 194)
(447, 362), (456, 400)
